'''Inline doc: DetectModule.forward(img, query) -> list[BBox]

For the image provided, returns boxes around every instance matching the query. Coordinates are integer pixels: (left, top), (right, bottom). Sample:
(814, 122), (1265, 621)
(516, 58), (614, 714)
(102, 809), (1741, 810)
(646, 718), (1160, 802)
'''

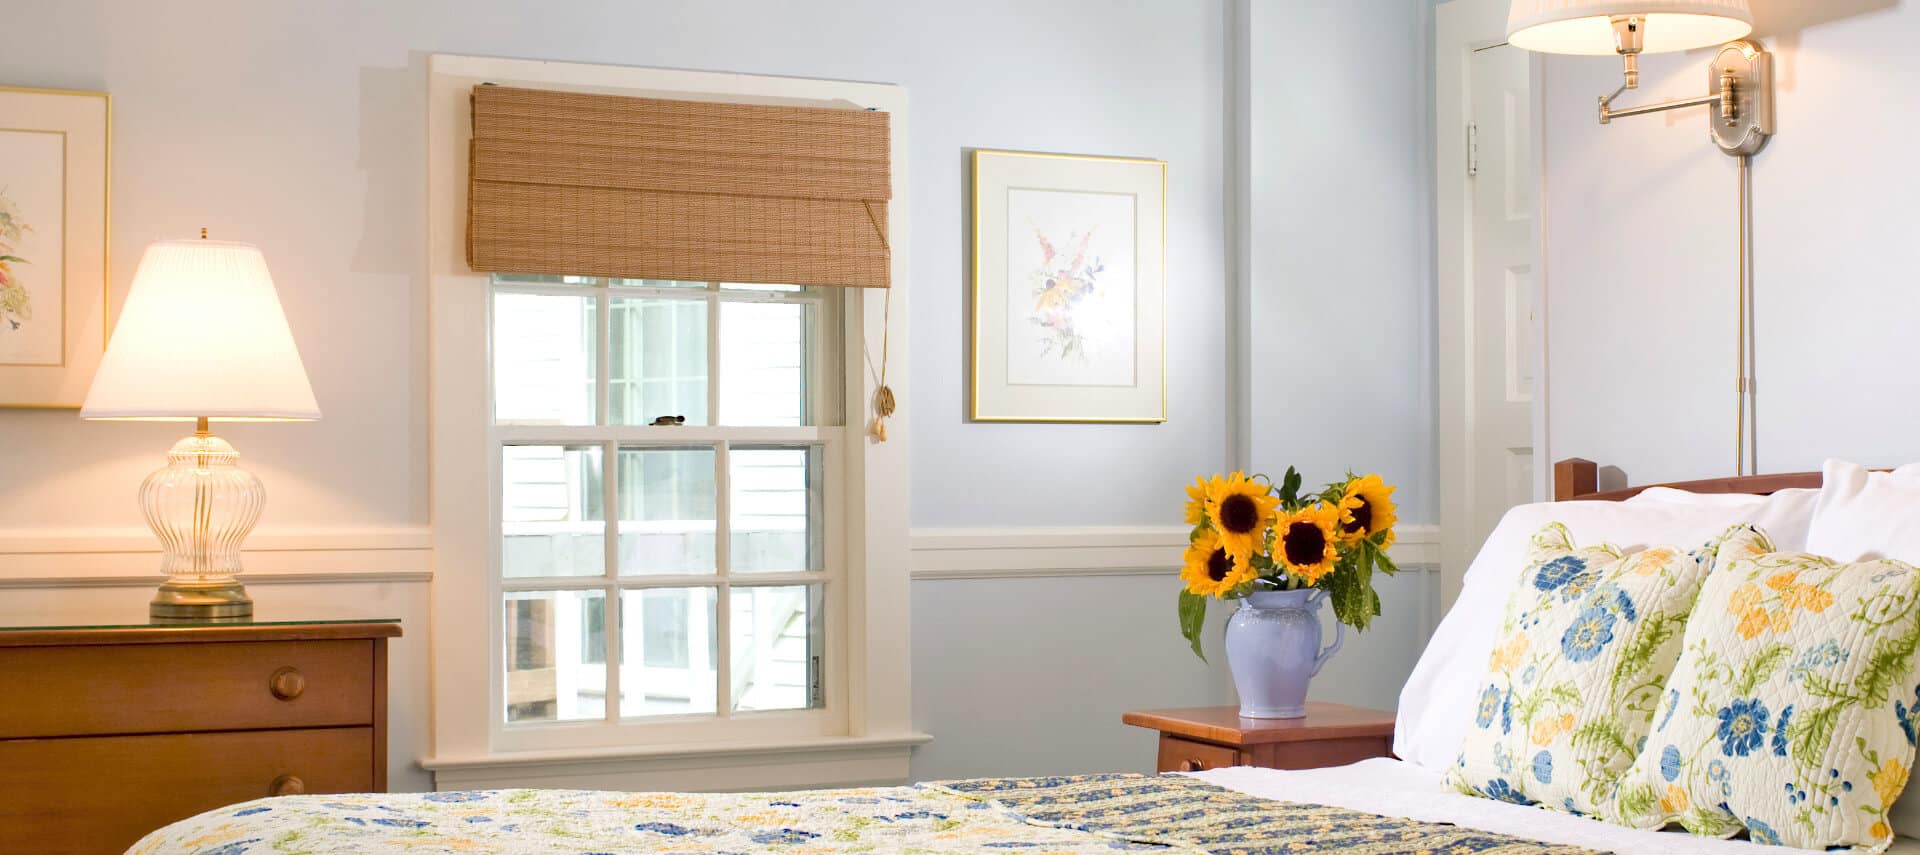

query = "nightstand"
(0, 613), (400, 855)
(1123, 703), (1395, 772)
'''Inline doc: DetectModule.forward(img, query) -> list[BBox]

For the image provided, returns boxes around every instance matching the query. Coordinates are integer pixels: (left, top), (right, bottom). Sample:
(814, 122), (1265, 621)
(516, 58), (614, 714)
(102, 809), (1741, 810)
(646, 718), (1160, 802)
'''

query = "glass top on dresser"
(0, 606), (402, 632)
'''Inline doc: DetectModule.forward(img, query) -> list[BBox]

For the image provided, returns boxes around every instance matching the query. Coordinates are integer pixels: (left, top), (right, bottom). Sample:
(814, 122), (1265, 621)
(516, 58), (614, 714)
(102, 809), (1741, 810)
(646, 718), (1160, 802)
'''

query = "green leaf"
(1178, 591), (1208, 662)
(1794, 703), (1844, 769)
(1734, 642), (1793, 695)
(1856, 615), (1920, 706)
(1278, 467), (1302, 506)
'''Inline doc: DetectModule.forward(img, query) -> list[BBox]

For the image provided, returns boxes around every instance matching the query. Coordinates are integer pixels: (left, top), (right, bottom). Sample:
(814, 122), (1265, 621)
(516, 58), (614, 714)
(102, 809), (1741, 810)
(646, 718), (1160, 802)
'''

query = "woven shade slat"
(468, 84), (891, 288)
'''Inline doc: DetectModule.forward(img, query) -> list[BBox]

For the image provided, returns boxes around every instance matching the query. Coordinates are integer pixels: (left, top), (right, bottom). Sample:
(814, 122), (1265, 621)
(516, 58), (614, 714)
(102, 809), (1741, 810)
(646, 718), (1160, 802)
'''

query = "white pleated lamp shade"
(81, 239), (320, 421)
(1508, 0), (1753, 55)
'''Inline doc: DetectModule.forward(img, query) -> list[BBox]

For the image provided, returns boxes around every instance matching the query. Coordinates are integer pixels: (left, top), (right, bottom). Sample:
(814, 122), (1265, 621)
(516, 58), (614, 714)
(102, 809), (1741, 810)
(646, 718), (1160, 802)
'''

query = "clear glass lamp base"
(140, 428), (265, 621)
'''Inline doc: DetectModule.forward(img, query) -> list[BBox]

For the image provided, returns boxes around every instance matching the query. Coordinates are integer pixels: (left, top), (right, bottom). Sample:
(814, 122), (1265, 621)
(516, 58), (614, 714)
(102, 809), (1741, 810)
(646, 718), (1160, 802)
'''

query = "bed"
(131, 460), (1920, 855)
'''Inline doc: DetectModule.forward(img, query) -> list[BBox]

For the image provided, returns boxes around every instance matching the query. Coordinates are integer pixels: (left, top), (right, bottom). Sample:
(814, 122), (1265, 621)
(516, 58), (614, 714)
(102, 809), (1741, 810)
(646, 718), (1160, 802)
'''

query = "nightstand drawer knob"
(268, 667), (306, 700)
(1180, 758), (1204, 772)
(269, 774), (306, 796)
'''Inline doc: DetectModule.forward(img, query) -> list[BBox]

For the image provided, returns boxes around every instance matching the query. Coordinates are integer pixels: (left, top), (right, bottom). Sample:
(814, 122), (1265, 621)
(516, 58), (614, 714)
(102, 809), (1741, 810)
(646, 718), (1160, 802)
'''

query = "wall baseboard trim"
(0, 527), (433, 588)
(910, 524), (1440, 580)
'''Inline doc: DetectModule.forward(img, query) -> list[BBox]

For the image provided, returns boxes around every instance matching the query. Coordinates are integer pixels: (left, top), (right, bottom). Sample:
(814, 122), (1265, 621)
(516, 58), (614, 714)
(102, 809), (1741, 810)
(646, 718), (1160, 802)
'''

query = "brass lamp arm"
(1598, 68), (1740, 127)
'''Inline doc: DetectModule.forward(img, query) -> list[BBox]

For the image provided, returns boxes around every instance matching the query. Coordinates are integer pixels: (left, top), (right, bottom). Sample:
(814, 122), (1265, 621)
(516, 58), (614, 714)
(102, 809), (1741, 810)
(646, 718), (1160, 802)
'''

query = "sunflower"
(1275, 503), (1341, 584)
(1336, 474), (1399, 548)
(1205, 472), (1279, 572)
(1181, 529), (1254, 598)
(1183, 475), (1219, 527)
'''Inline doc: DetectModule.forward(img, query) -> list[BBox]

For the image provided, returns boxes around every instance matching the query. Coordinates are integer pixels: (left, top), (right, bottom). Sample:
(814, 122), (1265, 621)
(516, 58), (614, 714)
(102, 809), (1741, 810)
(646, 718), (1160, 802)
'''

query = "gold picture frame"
(970, 149), (1166, 423)
(0, 85), (110, 409)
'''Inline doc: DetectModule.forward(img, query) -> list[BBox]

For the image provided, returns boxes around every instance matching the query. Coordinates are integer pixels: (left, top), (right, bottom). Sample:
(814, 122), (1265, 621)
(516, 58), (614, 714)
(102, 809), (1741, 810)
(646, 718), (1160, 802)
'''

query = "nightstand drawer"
(1157, 735), (1241, 772)
(0, 726), (374, 855)
(0, 639), (373, 738)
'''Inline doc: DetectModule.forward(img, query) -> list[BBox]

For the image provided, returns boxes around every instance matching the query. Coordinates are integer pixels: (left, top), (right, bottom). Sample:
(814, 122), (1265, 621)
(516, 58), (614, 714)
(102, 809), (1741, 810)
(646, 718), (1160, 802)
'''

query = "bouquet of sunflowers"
(1178, 469), (1400, 659)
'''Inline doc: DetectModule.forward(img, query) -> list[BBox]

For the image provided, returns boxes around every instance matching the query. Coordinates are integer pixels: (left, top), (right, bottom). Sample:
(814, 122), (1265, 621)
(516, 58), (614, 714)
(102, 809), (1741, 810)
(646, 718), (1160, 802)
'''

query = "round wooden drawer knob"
(269, 774), (306, 796)
(1180, 758), (1204, 772)
(269, 666), (306, 701)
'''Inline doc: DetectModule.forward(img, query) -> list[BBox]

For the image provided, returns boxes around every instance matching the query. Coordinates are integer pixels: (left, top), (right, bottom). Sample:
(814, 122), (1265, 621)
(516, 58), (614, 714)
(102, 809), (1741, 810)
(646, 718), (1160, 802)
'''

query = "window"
(492, 275), (843, 736)
(426, 57), (917, 786)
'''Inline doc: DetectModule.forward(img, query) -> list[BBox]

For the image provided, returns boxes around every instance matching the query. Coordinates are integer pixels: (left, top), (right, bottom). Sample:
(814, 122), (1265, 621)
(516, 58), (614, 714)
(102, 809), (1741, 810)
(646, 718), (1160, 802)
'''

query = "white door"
(1438, 0), (1540, 608)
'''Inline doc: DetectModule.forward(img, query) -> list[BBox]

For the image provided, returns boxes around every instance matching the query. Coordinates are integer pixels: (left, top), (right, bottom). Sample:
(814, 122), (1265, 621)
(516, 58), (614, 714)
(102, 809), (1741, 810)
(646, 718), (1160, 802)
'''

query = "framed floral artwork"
(0, 86), (109, 408)
(970, 149), (1165, 423)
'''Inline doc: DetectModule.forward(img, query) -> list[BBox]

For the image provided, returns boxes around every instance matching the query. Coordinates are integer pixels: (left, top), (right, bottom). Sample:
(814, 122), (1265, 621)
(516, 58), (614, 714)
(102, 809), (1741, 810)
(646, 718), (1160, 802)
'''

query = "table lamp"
(79, 233), (319, 619)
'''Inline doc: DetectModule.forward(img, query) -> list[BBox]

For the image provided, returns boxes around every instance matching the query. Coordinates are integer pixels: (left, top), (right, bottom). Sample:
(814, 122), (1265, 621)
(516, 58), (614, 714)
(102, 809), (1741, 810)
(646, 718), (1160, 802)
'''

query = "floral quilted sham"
(1611, 529), (1920, 853)
(131, 773), (1602, 855)
(1447, 522), (1738, 815)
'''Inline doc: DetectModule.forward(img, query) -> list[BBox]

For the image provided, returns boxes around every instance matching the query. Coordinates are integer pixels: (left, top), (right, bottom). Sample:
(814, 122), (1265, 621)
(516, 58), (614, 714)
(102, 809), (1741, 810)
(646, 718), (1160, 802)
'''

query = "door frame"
(1435, 0), (1552, 608)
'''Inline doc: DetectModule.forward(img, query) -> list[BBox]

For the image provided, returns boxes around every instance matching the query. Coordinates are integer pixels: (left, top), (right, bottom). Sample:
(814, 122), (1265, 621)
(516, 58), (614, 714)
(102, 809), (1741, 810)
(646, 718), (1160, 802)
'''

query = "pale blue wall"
(0, 0), (1439, 787)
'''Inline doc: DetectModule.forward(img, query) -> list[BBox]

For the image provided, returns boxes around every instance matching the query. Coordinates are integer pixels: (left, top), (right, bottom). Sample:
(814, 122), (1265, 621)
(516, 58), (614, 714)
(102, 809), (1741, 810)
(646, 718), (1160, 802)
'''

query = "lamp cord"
(1736, 154), (1756, 476)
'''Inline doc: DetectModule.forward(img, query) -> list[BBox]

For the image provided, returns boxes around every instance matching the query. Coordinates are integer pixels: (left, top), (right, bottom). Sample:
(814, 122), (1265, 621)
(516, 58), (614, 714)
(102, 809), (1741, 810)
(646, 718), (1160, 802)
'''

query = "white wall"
(1230, 0), (1440, 725)
(0, 0), (1233, 791)
(0, 0), (1445, 789)
(1543, 1), (1917, 484)
(1244, 0), (1437, 527)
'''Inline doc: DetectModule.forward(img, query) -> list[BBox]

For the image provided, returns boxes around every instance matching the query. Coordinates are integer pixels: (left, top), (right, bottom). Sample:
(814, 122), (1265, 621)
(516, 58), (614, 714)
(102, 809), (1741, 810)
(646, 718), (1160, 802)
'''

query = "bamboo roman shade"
(468, 85), (892, 288)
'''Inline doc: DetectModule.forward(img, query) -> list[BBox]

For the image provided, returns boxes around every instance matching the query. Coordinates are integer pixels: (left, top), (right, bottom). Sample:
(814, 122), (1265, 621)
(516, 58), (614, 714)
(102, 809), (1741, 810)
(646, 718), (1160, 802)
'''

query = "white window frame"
(492, 280), (843, 752)
(423, 54), (921, 790)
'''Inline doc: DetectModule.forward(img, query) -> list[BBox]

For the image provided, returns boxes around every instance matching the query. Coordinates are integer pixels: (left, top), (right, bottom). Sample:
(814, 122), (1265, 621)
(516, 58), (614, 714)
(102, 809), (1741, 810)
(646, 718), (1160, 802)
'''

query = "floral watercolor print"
(0, 129), (64, 366)
(1003, 188), (1136, 387)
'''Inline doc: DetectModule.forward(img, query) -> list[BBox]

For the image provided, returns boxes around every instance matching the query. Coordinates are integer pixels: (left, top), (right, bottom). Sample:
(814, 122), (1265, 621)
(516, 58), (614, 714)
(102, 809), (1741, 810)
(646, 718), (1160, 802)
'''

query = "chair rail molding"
(909, 525), (1440, 581)
(0, 527), (433, 587)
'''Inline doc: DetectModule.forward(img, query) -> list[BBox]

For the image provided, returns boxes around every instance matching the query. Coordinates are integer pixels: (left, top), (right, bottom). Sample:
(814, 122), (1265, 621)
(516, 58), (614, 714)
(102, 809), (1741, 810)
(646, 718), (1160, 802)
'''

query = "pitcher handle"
(1311, 600), (1344, 677)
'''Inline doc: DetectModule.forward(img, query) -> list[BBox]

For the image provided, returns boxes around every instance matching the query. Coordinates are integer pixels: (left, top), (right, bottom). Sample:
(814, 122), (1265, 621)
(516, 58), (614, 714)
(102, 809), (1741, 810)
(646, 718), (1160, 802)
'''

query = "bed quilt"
(129, 773), (1604, 855)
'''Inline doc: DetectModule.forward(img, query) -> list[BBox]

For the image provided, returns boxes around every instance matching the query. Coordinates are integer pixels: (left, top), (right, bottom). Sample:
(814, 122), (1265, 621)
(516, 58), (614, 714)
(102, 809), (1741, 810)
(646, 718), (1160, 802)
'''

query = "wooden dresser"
(1123, 703), (1395, 772)
(0, 619), (400, 855)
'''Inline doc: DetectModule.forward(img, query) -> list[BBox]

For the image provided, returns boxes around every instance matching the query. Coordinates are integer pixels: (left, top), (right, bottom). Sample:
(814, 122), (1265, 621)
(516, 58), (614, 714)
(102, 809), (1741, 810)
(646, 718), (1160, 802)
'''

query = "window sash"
(490, 278), (844, 741)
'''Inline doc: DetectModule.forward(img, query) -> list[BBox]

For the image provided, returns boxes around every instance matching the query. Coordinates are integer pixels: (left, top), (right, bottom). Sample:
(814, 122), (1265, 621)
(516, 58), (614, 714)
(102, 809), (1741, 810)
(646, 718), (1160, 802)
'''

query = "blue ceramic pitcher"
(1224, 588), (1344, 719)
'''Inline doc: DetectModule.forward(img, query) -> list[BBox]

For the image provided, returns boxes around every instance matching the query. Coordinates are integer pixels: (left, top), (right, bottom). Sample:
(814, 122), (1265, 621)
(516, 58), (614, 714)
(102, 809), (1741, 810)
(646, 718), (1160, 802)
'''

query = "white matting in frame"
(0, 86), (108, 408)
(971, 149), (1164, 423)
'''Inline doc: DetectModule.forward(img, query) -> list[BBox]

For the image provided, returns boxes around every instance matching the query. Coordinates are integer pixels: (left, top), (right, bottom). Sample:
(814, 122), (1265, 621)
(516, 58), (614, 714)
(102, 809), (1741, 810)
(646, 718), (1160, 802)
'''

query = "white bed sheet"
(1190, 758), (1920, 855)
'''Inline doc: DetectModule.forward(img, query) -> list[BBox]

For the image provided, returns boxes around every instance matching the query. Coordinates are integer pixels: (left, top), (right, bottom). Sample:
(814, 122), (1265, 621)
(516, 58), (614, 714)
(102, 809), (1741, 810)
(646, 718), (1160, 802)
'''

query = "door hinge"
(1467, 122), (1480, 177)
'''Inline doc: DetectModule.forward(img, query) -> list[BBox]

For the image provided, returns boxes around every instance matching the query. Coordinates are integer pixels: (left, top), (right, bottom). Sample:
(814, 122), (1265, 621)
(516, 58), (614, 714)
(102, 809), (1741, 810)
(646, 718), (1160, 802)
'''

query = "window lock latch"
(650, 415), (687, 426)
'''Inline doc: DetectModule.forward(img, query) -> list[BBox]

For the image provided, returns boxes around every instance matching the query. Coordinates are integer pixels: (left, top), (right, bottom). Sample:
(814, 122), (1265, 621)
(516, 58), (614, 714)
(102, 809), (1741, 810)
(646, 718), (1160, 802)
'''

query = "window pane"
(617, 447), (716, 576)
(502, 445), (605, 578)
(610, 296), (709, 426)
(720, 282), (806, 293)
(730, 446), (823, 573)
(505, 590), (606, 723)
(619, 587), (718, 718)
(492, 273), (599, 288)
(731, 585), (823, 712)
(493, 292), (594, 425)
(611, 278), (710, 289)
(719, 301), (810, 426)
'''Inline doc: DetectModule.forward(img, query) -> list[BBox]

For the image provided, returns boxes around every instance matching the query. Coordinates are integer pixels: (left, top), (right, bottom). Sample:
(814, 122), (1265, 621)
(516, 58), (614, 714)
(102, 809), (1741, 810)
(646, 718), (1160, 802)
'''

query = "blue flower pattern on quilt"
(1560, 606), (1617, 662)
(1716, 698), (1770, 757)
(128, 775), (1606, 855)
(1476, 685), (1501, 728)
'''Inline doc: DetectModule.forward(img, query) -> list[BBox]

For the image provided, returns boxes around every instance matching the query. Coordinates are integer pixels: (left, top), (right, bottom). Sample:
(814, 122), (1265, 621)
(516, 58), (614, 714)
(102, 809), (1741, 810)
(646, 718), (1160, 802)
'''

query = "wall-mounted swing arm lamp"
(1508, 1), (1773, 155)
(1507, 0), (1774, 476)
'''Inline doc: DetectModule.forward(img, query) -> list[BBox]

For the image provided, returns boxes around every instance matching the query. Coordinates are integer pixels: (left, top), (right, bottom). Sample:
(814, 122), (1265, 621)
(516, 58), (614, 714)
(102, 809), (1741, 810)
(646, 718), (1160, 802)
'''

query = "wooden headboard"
(1552, 458), (1824, 502)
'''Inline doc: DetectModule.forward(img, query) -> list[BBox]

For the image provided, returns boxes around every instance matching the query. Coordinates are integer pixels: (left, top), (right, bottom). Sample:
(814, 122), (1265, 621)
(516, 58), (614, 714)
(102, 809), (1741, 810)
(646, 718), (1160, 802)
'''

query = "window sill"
(419, 732), (931, 792)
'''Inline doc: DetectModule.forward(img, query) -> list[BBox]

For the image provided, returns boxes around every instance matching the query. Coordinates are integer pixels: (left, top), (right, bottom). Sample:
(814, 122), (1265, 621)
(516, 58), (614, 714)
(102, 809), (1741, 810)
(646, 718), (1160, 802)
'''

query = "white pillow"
(1626, 486), (1818, 553)
(1395, 491), (1822, 772)
(1806, 459), (1920, 562)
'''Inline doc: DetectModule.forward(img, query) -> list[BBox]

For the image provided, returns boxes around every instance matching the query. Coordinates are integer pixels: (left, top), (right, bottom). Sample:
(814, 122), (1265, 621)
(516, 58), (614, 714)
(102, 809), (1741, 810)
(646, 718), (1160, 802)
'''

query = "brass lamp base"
(151, 580), (254, 621)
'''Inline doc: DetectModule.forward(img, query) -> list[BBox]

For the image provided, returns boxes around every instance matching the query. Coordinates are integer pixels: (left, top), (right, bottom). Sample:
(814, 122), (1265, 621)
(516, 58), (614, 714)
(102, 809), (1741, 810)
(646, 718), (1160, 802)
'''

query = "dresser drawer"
(1156, 735), (1242, 772)
(0, 726), (374, 855)
(0, 639), (373, 738)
